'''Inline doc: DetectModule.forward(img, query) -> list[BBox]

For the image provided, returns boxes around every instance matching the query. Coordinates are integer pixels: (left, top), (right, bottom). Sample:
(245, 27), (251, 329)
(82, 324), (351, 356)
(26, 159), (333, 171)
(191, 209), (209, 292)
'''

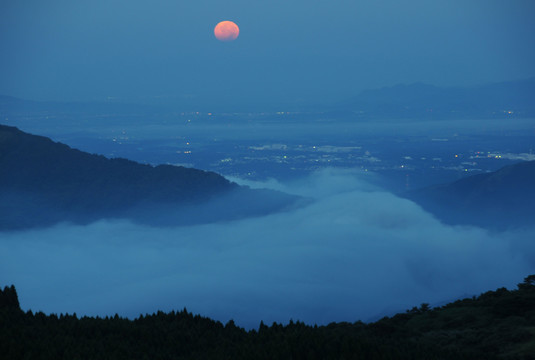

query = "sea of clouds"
(1, 168), (534, 329)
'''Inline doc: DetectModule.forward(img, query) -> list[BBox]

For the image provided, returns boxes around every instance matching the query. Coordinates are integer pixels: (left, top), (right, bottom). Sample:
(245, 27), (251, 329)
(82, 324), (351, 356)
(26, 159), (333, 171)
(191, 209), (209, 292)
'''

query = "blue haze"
(1, 0), (535, 329)
(1, 169), (534, 328)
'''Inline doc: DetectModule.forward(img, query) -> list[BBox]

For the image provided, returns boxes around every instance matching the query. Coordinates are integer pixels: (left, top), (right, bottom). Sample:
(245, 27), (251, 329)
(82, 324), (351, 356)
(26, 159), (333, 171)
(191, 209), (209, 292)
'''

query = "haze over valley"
(1, 90), (535, 328)
(1, 1), (535, 357)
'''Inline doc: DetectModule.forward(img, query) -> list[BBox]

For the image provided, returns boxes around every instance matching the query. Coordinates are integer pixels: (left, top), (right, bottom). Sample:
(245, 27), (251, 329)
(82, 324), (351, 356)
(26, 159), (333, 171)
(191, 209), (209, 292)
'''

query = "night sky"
(1, 0), (535, 106)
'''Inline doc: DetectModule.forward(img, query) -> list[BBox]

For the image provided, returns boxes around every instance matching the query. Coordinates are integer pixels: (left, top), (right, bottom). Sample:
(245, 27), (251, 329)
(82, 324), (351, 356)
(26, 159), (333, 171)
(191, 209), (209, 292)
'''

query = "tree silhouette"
(0, 285), (20, 310)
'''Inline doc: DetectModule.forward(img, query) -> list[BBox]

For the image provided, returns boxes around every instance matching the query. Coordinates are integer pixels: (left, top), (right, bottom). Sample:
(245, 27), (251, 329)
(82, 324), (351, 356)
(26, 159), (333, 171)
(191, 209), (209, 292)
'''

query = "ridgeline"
(0, 124), (297, 230)
(407, 160), (535, 230)
(2, 276), (535, 359)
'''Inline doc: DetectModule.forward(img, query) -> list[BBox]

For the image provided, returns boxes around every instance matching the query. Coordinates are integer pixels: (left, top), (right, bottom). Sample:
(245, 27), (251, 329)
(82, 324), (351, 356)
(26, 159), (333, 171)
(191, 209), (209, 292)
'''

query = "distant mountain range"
(333, 78), (535, 119)
(406, 160), (535, 230)
(0, 125), (297, 230)
(2, 78), (535, 120)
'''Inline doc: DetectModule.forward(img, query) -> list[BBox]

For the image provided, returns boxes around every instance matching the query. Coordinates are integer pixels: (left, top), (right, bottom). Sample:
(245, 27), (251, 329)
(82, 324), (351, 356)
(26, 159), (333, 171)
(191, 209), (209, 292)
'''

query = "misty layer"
(1, 169), (533, 328)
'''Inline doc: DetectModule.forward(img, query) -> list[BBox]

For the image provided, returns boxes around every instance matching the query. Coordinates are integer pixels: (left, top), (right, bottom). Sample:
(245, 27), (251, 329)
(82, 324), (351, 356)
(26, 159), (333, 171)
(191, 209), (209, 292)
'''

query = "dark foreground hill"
(0, 125), (297, 230)
(2, 276), (535, 359)
(406, 160), (535, 230)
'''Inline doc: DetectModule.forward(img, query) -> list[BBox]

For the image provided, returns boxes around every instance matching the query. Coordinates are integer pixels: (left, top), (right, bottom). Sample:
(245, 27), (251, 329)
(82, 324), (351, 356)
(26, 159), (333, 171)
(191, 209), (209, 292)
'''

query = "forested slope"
(2, 276), (535, 359)
(0, 125), (297, 230)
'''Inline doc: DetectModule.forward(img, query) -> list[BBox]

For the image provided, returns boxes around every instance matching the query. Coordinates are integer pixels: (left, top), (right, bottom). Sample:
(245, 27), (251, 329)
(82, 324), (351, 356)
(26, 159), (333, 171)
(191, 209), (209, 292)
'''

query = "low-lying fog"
(1, 168), (534, 328)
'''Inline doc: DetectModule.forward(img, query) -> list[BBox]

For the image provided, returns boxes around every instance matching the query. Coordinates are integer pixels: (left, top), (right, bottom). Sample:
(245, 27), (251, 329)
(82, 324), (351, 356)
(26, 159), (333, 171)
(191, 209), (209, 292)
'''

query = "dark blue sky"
(1, 0), (534, 107)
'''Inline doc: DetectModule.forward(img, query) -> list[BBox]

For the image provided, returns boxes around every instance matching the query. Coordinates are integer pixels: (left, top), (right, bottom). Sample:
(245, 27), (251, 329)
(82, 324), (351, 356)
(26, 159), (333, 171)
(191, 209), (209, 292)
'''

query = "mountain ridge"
(334, 78), (535, 119)
(0, 124), (297, 230)
(406, 160), (535, 230)
(2, 78), (535, 119)
(2, 275), (535, 359)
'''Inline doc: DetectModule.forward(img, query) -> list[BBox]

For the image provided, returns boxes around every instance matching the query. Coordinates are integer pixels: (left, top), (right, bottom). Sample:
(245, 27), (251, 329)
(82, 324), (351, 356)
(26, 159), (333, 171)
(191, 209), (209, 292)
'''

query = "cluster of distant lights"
(106, 130), (522, 178)
(455, 152), (503, 159)
(110, 135), (511, 165)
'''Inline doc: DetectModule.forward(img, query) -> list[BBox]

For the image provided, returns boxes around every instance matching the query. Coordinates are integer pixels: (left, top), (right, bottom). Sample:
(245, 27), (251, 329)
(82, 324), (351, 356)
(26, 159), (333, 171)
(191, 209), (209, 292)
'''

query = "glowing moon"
(214, 21), (239, 42)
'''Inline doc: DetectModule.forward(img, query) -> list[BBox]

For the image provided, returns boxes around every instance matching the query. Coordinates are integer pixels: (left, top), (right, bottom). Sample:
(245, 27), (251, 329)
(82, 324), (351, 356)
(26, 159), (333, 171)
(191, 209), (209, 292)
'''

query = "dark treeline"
(2, 276), (535, 359)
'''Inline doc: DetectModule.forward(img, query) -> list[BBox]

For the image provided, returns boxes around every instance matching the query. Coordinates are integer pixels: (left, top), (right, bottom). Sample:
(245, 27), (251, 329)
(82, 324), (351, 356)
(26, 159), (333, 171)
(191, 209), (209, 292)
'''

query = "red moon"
(214, 21), (239, 42)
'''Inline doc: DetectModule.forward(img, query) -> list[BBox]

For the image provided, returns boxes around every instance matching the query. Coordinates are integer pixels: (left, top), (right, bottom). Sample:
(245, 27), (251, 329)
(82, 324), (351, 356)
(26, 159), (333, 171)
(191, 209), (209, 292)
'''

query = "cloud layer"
(1, 169), (533, 328)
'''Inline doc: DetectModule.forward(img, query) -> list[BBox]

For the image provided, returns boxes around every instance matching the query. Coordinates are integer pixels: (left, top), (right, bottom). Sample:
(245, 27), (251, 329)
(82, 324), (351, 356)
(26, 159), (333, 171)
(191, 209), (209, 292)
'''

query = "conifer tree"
(0, 285), (20, 310)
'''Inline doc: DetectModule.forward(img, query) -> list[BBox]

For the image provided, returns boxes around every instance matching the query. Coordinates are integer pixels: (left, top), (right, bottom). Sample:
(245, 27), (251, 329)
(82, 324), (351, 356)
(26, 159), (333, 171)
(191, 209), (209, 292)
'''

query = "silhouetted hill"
(407, 160), (535, 230)
(2, 275), (535, 359)
(0, 125), (297, 230)
(335, 78), (535, 119)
